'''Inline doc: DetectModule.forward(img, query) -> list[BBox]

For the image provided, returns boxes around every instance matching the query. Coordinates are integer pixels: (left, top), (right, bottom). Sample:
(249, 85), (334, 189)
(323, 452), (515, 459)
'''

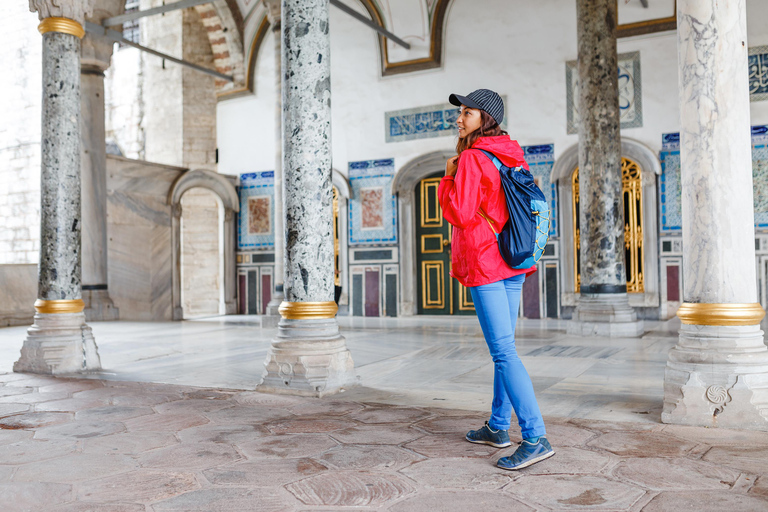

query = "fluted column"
(567, 0), (643, 337)
(263, 0), (285, 327)
(662, 0), (768, 429)
(80, 0), (123, 321)
(16, 0), (101, 375)
(258, 0), (357, 396)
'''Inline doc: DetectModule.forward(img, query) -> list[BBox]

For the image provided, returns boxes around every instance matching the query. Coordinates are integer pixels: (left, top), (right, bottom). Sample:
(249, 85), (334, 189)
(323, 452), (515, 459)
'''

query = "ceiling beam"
(330, 0), (411, 50)
(102, 0), (213, 27)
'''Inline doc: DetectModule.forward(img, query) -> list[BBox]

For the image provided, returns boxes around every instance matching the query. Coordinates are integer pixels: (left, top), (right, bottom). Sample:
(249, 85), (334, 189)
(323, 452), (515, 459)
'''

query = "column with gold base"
(15, 0), (101, 375)
(257, 0), (356, 396)
(662, 0), (768, 429)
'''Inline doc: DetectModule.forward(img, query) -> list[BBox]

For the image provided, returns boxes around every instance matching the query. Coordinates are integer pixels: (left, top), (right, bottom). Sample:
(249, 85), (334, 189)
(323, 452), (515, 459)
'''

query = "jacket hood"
(471, 136), (529, 170)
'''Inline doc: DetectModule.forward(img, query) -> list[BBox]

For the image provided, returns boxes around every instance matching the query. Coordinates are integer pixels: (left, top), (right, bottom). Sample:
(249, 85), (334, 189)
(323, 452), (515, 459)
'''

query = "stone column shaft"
(258, 0), (356, 396)
(662, 0), (768, 429)
(568, 0), (643, 337)
(16, 0), (101, 375)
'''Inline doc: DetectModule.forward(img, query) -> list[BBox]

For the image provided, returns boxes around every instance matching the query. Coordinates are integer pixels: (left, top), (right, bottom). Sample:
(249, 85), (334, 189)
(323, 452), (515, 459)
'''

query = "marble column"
(80, 1), (123, 322)
(263, 0), (285, 328)
(258, 0), (357, 396)
(662, 0), (768, 429)
(16, 0), (101, 375)
(567, 0), (643, 337)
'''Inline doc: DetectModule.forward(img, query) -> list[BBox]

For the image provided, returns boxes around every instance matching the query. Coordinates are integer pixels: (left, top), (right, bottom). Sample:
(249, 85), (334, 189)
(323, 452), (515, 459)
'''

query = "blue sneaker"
(465, 421), (511, 448)
(497, 437), (554, 470)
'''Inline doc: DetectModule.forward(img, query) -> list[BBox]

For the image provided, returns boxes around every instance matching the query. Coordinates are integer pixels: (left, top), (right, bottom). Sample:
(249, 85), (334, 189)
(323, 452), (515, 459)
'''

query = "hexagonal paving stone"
(350, 406), (431, 424)
(0, 411), (73, 429)
(203, 458), (327, 486)
(78, 470), (199, 503)
(232, 391), (306, 407)
(0, 482), (73, 510)
(750, 476), (768, 499)
(110, 392), (184, 407)
(320, 444), (424, 471)
(507, 475), (645, 510)
(663, 424), (768, 447)
(35, 397), (109, 412)
(414, 415), (490, 435)
(138, 441), (241, 470)
(0, 465), (14, 482)
(587, 431), (698, 458)
(0, 440), (78, 464)
(236, 433), (338, 459)
(152, 488), (291, 512)
(522, 447), (613, 476)
(403, 434), (500, 458)
(400, 458), (513, 490)
(0, 387), (33, 397)
(542, 422), (596, 447)
(154, 398), (234, 415)
(177, 423), (267, 444)
(205, 405), (296, 425)
(569, 417), (662, 433)
(0, 391), (72, 404)
(182, 389), (237, 400)
(0, 429), (33, 446)
(288, 400), (364, 417)
(643, 490), (768, 511)
(613, 457), (741, 491)
(703, 446), (768, 475)
(265, 418), (350, 434)
(389, 490), (534, 512)
(82, 432), (178, 455)
(13, 453), (139, 483)
(123, 412), (208, 432)
(286, 470), (414, 507)
(50, 503), (146, 512)
(0, 403), (30, 416)
(330, 424), (423, 445)
(34, 420), (125, 440)
(4, 376), (61, 388)
(38, 380), (104, 394)
(74, 405), (154, 422)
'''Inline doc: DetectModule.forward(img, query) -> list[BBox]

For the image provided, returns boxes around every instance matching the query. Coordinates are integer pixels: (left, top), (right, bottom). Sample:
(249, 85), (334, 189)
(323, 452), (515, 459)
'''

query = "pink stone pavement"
(0, 373), (767, 511)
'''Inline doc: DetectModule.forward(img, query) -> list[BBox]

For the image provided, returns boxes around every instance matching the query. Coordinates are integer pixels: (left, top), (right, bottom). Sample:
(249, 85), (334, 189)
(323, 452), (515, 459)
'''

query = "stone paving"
(0, 373), (767, 511)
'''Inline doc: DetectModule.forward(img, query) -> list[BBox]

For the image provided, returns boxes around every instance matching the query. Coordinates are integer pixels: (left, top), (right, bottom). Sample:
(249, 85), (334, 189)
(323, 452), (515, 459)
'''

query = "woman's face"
(457, 105), (482, 138)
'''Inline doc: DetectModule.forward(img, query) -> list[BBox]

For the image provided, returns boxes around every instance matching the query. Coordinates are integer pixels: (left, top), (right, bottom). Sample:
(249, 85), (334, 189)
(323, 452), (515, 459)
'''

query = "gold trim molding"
(38, 17), (85, 39)
(34, 299), (85, 314)
(677, 302), (766, 326)
(279, 301), (338, 320)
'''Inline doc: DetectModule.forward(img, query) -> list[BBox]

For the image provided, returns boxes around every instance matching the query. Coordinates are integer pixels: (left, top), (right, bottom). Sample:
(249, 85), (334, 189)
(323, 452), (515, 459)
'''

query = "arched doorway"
(414, 172), (475, 315)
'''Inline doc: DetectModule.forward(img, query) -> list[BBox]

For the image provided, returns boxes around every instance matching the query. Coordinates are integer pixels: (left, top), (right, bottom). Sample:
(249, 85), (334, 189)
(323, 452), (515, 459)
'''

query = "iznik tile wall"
(523, 144), (558, 237)
(749, 45), (768, 102)
(348, 159), (397, 245)
(238, 171), (275, 249)
(659, 126), (768, 232)
(566, 51), (643, 134)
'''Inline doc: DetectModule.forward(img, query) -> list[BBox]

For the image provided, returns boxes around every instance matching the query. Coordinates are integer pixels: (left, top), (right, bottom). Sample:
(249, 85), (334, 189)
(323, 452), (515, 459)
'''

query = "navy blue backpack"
(477, 150), (550, 269)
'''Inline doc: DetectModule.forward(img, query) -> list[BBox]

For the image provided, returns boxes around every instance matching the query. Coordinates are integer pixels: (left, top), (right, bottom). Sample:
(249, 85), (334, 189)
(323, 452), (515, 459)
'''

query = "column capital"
(262, 0), (281, 26)
(82, 0), (126, 71)
(29, 0), (95, 25)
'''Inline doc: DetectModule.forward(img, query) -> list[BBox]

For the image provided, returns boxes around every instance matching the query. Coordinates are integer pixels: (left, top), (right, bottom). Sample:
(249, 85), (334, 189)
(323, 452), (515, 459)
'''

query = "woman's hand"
(445, 156), (459, 177)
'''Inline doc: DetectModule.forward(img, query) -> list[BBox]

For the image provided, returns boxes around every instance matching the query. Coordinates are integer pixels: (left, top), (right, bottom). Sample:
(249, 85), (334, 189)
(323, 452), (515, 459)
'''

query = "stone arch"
(392, 150), (455, 316)
(168, 170), (239, 320)
(332, 169), (352, 308)
(193, 0), (246, 94)
(552, 138), (661, 311)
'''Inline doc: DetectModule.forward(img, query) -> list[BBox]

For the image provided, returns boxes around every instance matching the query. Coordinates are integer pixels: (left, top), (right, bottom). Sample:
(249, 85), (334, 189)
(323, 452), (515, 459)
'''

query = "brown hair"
(455, 109), (508, 155)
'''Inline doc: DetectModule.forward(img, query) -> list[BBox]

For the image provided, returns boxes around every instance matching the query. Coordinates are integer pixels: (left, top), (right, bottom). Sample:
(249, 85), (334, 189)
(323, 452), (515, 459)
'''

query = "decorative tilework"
(566, 51), (643, 134)
(349, 159), (397, 245)
(523, 144), (558, 237)
(749, 46), (768, 102)
(385, 96), (507, 143)
(659, 127), (768, 231)
(238, 171), (275, 249)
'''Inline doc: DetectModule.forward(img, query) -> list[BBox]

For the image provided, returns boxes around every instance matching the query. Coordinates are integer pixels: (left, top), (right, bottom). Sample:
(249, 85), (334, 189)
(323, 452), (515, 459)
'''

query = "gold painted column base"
(677, 302), (766, 326)
(279, 301), (338, 320)
(34, 299), (85, 314)
(38, 17), (85, 39)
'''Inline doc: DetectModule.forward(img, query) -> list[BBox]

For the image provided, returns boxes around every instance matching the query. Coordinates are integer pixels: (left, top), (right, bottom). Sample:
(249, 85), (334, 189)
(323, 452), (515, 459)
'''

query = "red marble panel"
(666, 265), (680, 302)
(360, 188), (384, 228)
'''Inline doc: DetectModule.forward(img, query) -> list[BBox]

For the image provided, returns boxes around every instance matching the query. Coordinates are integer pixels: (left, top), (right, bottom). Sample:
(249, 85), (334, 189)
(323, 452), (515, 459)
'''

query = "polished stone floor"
(0, 316), (678, 424)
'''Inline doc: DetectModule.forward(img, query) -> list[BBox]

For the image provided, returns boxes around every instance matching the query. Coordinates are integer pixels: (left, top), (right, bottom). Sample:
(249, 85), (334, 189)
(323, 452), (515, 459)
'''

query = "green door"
(415, 173), (475, 315)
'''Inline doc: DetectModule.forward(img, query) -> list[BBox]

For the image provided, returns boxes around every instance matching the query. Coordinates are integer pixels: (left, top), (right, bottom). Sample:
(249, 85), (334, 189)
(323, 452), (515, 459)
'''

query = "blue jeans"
(470, 275), (546, 439)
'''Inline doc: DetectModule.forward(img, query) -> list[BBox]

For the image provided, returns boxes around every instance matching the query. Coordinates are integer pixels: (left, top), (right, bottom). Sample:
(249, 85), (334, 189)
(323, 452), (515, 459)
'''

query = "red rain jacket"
(438, 136), (537, 288)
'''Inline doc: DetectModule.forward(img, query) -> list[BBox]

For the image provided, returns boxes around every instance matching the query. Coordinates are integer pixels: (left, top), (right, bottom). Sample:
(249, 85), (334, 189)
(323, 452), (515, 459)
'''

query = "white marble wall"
(0, 264), (37, 327)
(181, 188), (222, 317)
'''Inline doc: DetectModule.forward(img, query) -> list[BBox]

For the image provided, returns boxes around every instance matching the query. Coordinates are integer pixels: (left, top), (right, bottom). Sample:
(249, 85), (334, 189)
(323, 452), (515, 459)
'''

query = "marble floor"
(0, 315), (681, 424)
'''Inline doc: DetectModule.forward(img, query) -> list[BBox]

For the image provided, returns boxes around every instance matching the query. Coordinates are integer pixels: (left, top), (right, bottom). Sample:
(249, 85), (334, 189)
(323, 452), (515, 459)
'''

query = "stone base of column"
(567, 293), (645, 337)
(662, 324), (768, 430)
(257, 318), (358, 396)
(15, 312), (101, 375)
(82, 289), (119, 322)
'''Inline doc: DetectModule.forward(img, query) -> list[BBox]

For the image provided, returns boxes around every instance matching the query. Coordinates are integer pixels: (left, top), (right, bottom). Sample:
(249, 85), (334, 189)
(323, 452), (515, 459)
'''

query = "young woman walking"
(438, 89), (554, 470)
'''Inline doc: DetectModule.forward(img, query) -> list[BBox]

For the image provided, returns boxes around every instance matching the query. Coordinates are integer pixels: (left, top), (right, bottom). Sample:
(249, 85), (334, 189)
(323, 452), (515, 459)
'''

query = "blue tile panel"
(348, 159), (398, 245)
(522, 144), (558, 237)
(238, 171), (275, 249)
(749, 46), (768, 102)
(566, 51), (642, 134)
(659, 126), (768, 231)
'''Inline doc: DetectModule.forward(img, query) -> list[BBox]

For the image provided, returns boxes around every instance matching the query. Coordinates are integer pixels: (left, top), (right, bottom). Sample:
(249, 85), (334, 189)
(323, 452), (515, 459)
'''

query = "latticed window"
(572, 157), (644, 293)
(120, 0), (140, 48)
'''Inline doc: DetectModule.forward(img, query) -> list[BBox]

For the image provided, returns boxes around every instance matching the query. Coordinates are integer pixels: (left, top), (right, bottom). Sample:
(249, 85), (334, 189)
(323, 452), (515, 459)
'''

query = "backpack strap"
(479, 149), (504, 171)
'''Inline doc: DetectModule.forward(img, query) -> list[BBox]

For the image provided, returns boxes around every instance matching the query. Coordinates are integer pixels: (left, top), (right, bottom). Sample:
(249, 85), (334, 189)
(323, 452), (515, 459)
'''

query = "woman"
(438, 89), (554, 470)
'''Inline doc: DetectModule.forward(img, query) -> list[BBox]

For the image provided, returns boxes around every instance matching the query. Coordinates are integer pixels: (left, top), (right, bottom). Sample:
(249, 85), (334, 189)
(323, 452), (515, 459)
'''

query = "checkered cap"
(449, 89), (504, 126)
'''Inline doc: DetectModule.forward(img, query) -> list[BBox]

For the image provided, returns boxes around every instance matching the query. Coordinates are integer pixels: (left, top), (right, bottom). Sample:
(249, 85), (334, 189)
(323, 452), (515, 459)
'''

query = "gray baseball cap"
(449, 89), (504, 126)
